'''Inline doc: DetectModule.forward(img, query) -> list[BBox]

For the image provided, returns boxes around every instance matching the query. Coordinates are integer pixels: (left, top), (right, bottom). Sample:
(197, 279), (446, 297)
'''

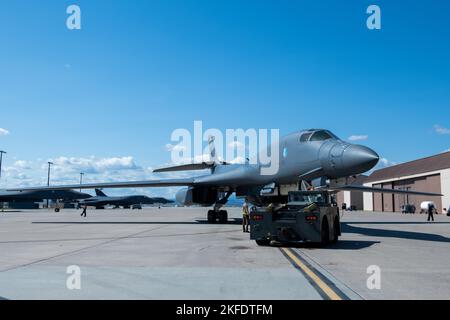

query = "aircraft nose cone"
(342, 145), (379, 174)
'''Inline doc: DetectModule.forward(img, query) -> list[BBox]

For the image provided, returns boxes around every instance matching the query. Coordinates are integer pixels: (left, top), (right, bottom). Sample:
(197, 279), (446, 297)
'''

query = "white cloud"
(165, 143), (186, 152)
(228, 156), (246, 164)
(0, 155), (209, 199)
(0, 128), (10, 136)
(3, 167), (30, 180)
(434, 125), (450, 135)
(174, 153), (213, 164)
(48, 156), (139, 174)
(13, 160), (32, 170)
(348, 135), (368, 141)
(378, 157), (396, 167)
(95, 156), (138, 171)
(366, 157), (396, 175)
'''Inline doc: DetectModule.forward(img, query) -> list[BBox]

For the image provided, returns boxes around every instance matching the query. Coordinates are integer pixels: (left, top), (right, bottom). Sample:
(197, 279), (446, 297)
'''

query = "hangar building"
(363, 151), (450, 213)
(336, 175), (367, 211)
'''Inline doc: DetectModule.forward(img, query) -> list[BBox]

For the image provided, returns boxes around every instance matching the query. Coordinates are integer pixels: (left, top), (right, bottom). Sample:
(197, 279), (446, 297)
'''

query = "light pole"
(0, 151), (5, 210)
(79, 172), (84, 192)
(0, 150), (6, 181)
(47, 162), (53, 208)
(47, 162), (53, 186)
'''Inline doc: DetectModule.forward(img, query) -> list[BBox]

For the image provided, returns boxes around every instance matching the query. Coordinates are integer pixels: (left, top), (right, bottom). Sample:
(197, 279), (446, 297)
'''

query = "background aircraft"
(0, 189), (91, 204)
(10, 129), (441, 223)
(78, 189), (173, 209)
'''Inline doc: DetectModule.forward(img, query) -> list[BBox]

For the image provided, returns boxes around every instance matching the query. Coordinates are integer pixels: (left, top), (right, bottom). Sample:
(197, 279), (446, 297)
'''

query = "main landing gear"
(207, 191), (232, 224)
(207, 209), (228, 224)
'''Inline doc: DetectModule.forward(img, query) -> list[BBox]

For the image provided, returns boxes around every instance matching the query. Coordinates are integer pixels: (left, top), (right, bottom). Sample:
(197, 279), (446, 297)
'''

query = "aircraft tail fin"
(207, 135), (217, 164)
(95, 189), (107, 197)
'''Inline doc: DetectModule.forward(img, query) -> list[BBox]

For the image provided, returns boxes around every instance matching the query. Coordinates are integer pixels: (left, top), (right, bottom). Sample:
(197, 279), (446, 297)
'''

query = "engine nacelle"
(175, 188), (193, 206)
(175, 187), (218, 206)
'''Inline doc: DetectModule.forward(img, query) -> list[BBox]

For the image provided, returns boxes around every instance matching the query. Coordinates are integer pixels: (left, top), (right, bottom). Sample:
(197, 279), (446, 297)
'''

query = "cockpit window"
(299, 132), (313, 142)
(325, 130), (339, 139)
(309, 130), (333, 142)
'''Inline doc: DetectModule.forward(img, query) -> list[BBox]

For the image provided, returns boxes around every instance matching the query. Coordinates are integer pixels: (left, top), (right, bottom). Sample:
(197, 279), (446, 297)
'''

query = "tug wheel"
(255, 239), (270, 246)
(320, 218), (330, 246)
(331, 217), (340, 244)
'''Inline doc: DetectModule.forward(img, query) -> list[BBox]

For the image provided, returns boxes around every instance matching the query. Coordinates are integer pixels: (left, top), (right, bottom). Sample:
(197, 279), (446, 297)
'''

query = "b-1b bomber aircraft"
(9, 129), (441, 223)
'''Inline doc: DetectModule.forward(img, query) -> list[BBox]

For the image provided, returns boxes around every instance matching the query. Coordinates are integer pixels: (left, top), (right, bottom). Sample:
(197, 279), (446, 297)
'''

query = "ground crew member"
(81, 205), (87, 218)
(427, 203), (435, 222)
(242, 201), (250, 233)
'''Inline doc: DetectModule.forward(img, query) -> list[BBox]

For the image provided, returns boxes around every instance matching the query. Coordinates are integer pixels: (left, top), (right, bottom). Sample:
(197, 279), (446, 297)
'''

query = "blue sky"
(0, 1), (449, 196)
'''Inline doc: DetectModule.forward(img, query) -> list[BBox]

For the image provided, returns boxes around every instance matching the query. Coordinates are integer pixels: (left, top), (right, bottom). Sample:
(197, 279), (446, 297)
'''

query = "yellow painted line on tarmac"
(281, 247), (342, 300)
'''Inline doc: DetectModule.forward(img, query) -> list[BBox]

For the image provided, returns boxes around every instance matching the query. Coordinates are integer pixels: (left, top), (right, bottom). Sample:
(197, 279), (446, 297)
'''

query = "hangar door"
(373, 183), (383, 212)
(372, 182), (395, 212)
(393, 174), (442, 213)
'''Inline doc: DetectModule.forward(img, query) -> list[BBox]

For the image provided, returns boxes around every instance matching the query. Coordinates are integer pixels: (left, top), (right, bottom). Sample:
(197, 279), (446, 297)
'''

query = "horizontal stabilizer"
(153, 162), (214, 173)
(329, 185), (443, 197)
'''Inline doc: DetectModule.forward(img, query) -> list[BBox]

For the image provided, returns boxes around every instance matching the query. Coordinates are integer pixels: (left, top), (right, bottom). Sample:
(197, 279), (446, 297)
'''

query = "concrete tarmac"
(0, 207), (449, 300)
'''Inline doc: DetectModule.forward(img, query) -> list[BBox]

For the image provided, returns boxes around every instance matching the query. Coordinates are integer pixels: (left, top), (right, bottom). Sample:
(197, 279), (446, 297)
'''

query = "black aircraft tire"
(320, 218), (330, 246)
(256, 239), (270, 246)
(218, 210), (228, 224)
(207, 210), (216, 224)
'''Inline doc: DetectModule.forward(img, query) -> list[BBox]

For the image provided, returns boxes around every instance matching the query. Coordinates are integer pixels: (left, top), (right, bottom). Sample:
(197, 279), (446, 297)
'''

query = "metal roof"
(366, 151), (450, 183)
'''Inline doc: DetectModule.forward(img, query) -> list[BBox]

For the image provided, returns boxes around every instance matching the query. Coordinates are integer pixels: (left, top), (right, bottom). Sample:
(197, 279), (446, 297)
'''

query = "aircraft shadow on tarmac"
(32, 220), (379, 250)
(32, 220), (449, 245)
(278, 240), (380, 250)
(343, 221), (450, 225)
(341, 222), (450, 243)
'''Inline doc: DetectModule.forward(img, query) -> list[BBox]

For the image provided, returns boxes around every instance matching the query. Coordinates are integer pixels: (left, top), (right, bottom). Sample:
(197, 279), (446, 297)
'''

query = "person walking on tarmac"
(242, 201), (250, 233)
(427, 203), (435, 222)
(81, 205), (87, 218)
